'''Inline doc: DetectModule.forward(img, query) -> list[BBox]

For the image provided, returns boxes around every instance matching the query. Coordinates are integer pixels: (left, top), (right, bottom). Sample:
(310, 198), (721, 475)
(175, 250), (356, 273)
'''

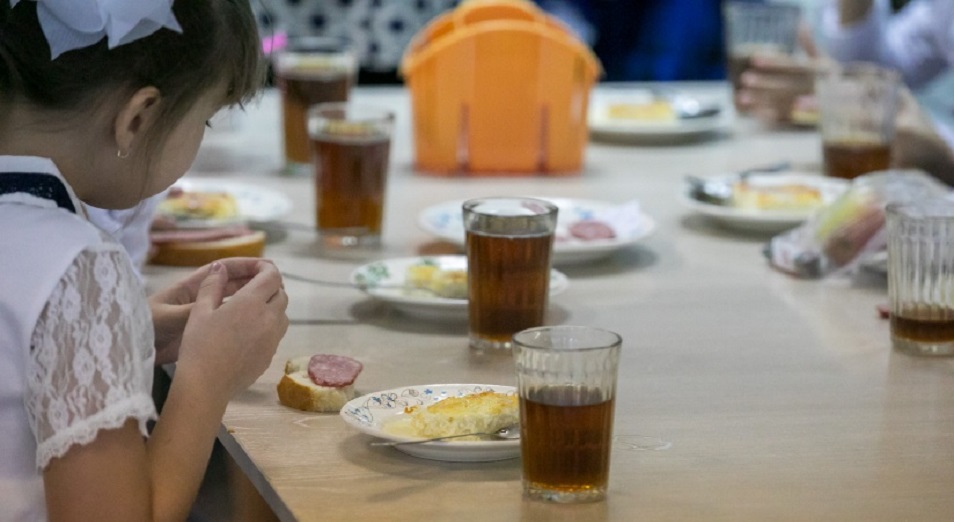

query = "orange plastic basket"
(401, 0), (601, 176)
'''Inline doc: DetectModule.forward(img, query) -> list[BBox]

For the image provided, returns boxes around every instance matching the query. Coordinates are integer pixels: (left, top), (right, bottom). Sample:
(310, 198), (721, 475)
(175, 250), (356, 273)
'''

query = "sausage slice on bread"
(277, 354), (363, 412)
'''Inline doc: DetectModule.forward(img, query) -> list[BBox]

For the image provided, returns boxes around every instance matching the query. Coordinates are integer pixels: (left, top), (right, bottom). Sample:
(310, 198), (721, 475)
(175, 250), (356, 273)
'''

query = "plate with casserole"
(350, 256), (568, 322)
(588, 89), (731, 142)
(157, 178), (293, 228)
(340, 384), (519, 462)
(681, 171), (850, 232)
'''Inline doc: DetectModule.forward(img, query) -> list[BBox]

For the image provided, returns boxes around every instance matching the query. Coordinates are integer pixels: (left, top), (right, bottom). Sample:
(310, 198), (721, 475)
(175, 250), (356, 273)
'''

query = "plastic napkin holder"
(401, 0), (602, 176)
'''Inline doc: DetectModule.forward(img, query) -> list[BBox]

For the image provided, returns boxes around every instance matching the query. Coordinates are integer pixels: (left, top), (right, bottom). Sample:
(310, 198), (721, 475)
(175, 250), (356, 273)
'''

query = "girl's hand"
(149, 258), (281, 365)
(173, 259), (289, 401)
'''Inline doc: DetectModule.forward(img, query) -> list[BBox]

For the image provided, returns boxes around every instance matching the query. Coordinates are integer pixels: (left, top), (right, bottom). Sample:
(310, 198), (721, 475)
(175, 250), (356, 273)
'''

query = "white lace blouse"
(0, 157), (157, 520)
(27, 242), (157, 470)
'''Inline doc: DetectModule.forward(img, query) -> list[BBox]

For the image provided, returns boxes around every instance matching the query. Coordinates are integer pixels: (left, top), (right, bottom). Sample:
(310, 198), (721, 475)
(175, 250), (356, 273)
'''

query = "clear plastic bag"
(765, 170), (950, 278)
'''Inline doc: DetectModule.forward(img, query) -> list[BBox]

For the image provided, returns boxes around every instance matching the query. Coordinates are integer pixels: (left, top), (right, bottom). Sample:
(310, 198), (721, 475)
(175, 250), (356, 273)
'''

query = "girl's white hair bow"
(11, 0), (181, 59)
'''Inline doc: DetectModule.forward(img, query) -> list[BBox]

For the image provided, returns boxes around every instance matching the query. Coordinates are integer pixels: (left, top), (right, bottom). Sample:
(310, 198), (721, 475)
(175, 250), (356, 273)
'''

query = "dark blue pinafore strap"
(0, 172), (76, 214)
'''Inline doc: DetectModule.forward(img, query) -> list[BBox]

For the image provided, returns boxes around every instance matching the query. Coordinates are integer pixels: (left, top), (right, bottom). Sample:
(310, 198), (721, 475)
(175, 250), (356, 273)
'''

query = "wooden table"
(145, 84), (954, 521)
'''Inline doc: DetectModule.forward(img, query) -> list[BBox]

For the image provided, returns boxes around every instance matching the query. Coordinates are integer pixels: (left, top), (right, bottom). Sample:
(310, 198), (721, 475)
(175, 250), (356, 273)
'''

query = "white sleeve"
(86, 191), (165, 273)
(822, 0), (951, 89)
(25, 245), (157, 470)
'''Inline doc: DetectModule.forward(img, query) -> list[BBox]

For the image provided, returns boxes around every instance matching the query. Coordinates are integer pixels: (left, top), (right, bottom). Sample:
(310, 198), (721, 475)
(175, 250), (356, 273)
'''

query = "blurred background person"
(537, 0), (726, 82)
(823, 0), (945, 94)
(737, 0), (954, 184)
(822, 0), (954, 142)
(822, 0), (954, 182)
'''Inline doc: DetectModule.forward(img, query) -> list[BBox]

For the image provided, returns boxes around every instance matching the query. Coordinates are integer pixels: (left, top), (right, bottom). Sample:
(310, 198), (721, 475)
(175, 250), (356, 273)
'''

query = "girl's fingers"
(193, 262), (227, 311)
(232, 262), (283, 303)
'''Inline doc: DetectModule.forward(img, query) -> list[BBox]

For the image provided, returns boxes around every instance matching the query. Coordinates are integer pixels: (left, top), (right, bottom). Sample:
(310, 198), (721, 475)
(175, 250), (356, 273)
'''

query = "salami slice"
(307, 354), (363, 387)
(149, 225), (254, 244)
(568, 220), (616, 241)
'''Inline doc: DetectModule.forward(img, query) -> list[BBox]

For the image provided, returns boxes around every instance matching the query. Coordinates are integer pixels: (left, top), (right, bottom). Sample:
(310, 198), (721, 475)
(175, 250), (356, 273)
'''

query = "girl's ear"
(114, 87), (161, 156)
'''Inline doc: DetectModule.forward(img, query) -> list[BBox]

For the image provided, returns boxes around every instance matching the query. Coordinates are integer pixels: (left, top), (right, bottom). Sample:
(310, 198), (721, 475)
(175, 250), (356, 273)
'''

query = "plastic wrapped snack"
(764, 170), (950, 278)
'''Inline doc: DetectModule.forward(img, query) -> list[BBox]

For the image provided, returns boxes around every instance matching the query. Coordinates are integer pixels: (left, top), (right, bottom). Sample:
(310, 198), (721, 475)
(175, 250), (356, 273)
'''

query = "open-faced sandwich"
(277, 354), (363, 413)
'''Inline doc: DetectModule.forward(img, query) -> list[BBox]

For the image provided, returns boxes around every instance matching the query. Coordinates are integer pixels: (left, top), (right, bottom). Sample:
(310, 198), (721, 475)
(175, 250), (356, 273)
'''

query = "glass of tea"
(817, 63), (900, 180)
(722, 1), (801, 109)
(513, 326), (622, 503)
(307, 103), (394, 248)
(887, 198), (954, 356)
(274, 37), (357, 176)
(463, 197), (558, 351)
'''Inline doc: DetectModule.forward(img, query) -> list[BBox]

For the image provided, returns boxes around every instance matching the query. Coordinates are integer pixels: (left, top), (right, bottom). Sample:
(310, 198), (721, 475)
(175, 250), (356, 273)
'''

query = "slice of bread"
(277, 355), (357, 413)
(150, 230), (266, 267)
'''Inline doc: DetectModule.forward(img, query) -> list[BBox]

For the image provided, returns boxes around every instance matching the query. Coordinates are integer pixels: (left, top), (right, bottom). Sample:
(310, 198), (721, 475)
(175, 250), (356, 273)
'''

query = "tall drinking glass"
(723, 1), (801, 108)
(308, 103), (393, 248)
(464, 197), (558, 351)
(887, 198), (954, 356)
(817, 63), (899, 180)
(275, 37), (357, 175)
(513, 326), (622, 503)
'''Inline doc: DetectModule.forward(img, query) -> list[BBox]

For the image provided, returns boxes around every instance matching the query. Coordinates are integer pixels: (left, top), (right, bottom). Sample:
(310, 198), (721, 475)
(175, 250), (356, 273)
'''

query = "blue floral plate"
(340, 384), (519, 462)
(350, 255), (568, 322)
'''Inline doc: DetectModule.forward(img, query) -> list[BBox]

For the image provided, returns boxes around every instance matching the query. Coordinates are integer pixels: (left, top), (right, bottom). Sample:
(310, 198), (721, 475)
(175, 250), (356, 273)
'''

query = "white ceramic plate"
(418, 198), (656, 265)
(350, 255), (569, 321)
(588, 90), (731, 142)
(158, 178), (293, 228)
(340, 384), (519, 462)
(681, 172), (850, 233)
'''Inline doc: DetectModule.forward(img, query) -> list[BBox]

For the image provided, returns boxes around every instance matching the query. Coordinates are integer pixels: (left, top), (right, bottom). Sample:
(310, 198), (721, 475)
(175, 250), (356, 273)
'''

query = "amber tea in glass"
(817, 63), (899, 180)
(513, 326), (622, 503)
(308, 103), (393, 248)
(887, 199), (954, 356)
(275, 38), (356, 175)
(822, 138), (892, 180)
(464, 198), (557, 351)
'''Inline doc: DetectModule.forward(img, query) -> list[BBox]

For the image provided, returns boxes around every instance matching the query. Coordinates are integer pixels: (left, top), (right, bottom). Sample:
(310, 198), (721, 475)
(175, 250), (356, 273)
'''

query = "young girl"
(0, 1), (289, 520)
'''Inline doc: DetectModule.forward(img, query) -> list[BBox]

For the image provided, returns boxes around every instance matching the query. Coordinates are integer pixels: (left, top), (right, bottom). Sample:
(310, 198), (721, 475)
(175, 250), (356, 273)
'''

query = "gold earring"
(117, 149), (130, 159)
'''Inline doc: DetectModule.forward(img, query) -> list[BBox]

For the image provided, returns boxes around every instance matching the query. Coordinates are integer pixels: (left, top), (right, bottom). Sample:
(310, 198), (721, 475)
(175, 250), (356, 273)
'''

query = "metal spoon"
(685, 161), (793, 206)
(685, 175), (734, 206)
(671, 96), (722, 119)
(646, 89), (722, 119)
(370, 424), (521, 446)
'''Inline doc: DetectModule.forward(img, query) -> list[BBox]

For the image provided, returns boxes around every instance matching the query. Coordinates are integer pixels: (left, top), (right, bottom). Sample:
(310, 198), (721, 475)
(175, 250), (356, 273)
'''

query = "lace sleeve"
(25, 244), (157, 470)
